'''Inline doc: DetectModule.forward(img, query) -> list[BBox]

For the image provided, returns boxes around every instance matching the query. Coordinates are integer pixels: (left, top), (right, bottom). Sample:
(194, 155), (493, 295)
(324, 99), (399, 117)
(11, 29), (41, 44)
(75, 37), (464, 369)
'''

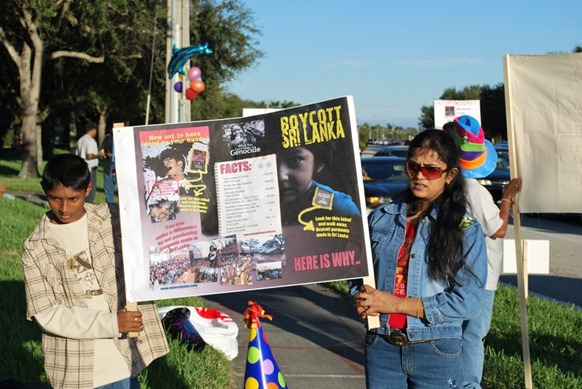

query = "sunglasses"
(405, 161), (449, 180)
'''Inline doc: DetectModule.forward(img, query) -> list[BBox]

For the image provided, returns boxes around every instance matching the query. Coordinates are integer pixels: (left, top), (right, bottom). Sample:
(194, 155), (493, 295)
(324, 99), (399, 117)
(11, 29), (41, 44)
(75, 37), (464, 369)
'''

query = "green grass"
(0, 150), (232, 388)
(3, 150), (582, 388)
(326, 280), (582, 388)
(0, 148), (114, 203)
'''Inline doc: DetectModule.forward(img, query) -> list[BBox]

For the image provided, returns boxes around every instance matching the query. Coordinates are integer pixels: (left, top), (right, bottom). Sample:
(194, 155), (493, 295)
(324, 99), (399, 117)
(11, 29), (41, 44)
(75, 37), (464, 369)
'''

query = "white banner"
(433, 100), (480, 130)
(504, 53), (582, 213)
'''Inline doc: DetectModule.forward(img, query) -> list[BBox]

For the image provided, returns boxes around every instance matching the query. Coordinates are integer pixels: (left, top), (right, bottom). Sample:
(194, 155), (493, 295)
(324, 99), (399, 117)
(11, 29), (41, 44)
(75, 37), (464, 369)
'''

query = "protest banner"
(114, 96), (373, 302)
(503, 52), (582, 389)
(433, 99), (480, 130)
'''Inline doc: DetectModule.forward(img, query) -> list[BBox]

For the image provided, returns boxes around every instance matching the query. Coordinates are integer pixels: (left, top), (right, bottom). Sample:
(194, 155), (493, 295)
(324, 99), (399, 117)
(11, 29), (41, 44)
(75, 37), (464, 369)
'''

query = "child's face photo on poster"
(276, 147), (321, 204)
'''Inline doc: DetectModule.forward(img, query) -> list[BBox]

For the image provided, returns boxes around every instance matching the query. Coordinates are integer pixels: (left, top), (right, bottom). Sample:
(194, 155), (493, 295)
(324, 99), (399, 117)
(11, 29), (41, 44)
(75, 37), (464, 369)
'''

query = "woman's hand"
(354, 285), (399, 320)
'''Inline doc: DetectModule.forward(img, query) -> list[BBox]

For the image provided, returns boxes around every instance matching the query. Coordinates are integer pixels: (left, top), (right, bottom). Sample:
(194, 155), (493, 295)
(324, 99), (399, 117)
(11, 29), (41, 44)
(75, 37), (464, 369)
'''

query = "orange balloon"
(190, 79), (206, 93)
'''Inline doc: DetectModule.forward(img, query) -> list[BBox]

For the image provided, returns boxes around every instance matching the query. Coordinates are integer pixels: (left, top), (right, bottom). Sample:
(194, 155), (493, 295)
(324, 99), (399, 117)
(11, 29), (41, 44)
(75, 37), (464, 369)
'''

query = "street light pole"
(165, 0), (191, 124)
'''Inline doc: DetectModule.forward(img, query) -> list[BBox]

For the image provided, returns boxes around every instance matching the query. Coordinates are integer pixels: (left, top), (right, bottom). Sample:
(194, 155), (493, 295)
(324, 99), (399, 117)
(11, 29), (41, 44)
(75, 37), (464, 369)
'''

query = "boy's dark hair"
(85, 122), (97, 133)
(41, 154), (91, 192)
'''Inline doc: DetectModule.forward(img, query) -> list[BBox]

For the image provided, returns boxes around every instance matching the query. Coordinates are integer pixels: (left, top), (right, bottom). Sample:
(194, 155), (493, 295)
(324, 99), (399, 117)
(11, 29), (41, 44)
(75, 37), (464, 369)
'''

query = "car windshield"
(362, 160), (408, 181)
(496, 150), (510, 170)
(374, 146), (409, 158)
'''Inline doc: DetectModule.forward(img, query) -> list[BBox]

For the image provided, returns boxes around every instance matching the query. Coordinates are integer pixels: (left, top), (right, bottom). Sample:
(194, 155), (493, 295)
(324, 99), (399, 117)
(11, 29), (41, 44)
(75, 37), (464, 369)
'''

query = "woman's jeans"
(461, 289), (496, 389)
(365, 331), (463, 389)
(95, 376), (139, 389)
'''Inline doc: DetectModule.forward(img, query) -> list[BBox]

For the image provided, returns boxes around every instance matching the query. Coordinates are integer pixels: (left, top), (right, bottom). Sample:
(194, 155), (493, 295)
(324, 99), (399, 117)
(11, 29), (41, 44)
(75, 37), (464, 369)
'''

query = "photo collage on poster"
(114, 96), (373, 301)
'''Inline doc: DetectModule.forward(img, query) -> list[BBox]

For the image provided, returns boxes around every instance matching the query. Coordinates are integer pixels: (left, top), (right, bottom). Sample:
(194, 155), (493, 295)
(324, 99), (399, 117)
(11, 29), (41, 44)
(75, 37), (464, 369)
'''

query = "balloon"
(167, 43), (213, 79)
(185, 89), (198, 100)
(188, 67), (202, 81)
(190, 80), (206, 93)
(173, 81), (183, 93)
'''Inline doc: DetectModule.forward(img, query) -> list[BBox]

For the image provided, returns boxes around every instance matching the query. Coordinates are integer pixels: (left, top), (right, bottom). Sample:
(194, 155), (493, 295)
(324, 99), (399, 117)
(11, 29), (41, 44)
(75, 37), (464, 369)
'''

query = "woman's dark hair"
(406, 129), (470, 285)
(41, 154), (91, 192)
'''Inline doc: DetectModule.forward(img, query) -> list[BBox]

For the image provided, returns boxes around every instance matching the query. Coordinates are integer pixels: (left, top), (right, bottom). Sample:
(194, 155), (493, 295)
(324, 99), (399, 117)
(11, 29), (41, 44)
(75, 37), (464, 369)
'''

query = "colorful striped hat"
(453, 115), (498, 178)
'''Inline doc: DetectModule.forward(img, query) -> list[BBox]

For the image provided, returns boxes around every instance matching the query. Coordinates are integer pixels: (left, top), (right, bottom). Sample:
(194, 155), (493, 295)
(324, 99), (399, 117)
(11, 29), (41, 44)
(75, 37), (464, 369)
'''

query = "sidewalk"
(202, 284), (367, 389)
(4, 191), (48, 208)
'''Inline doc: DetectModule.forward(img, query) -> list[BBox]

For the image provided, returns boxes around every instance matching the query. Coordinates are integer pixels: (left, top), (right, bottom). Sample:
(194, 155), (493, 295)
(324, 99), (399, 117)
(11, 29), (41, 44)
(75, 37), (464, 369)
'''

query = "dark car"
(373, 145), (409, 158)
(477, 144), (510, 203)
(361, 156), (409, 209)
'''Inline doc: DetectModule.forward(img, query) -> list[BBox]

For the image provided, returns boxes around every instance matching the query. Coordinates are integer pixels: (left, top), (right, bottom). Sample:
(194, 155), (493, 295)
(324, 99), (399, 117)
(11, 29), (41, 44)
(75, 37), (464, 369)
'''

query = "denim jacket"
(351, 200), (487, 342)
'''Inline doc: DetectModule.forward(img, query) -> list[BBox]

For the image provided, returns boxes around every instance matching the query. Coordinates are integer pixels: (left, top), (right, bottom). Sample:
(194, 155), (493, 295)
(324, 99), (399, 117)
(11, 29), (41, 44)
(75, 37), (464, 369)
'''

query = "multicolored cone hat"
(453, 115), (498, 179)
(243, 301), (288, 389)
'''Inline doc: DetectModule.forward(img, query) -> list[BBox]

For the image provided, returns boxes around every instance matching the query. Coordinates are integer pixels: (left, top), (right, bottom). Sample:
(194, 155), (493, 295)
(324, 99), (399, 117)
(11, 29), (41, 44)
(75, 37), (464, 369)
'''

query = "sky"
(226, 0), (582, 128)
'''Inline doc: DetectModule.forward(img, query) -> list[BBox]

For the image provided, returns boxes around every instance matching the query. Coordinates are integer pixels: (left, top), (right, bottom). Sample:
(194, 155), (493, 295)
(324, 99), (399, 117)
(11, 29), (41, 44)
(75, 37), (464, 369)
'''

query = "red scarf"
(388, 221), (417, 329)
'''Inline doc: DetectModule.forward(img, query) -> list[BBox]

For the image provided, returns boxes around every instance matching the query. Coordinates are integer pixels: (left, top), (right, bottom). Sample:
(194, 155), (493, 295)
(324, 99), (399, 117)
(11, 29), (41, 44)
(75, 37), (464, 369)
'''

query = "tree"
(189, 0), (263, 121)
(0, 0), (263, 177)
(479, 84), (506, 140)
(0, 0), (133, 177)
(0, 46), (20, 147)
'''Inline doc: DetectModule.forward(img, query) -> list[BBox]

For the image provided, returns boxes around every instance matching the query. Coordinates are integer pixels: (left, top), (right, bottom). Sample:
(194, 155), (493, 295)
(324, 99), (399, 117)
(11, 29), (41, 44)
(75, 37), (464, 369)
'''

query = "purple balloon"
(174, 81), (183, 93)
(188, 66), (202, 81)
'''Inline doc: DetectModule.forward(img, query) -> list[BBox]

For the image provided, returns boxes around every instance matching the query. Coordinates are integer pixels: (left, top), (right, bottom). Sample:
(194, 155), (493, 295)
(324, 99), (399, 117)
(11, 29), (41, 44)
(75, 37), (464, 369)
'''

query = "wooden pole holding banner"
(112, 121), (140, 338)
(523, 239), (529, 298)
(510, 205), (532, 388)
(363, 275), (380, 329)
(504, 54), (533, 389)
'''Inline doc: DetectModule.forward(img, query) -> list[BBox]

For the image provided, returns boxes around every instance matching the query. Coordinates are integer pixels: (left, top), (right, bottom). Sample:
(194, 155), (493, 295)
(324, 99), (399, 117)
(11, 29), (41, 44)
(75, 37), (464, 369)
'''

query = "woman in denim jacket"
(352, 129), (487, 388)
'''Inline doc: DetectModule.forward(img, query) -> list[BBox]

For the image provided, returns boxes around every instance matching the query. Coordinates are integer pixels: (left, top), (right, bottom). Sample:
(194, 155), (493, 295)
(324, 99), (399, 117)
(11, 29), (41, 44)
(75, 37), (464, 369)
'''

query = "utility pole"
(165, 0), (191, 124)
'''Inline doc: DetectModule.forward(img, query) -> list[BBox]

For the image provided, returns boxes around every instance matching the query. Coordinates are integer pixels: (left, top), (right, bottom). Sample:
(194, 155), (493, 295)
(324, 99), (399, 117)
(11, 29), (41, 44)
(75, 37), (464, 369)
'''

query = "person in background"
(350, 129), (487, 388)
(446, 116), (522, 389)
(21, 154), (169, 389)
(77, 122), (103, 203)
(100, 131), (116, 203)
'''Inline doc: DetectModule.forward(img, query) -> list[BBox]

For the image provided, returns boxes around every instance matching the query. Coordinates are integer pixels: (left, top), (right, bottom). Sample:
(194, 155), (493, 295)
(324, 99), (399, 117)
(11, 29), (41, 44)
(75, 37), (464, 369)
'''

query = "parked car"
(361, 156), (409, 209)
(477, 144), (510, 203)
(373, 145), (409, 158)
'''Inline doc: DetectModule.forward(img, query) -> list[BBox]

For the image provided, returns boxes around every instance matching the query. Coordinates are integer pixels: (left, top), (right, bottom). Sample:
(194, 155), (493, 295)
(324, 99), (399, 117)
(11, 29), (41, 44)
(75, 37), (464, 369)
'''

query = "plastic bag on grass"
(158, 305), (239, 360)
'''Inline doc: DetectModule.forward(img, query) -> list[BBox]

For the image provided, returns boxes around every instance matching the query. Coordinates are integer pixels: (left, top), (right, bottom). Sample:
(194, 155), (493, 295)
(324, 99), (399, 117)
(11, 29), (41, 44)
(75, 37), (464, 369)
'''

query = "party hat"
(243, 301), (288, 389)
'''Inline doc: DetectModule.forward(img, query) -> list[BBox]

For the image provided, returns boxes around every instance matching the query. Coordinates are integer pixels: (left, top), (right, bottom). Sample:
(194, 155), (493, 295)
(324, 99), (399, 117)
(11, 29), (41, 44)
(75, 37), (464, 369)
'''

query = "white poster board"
(433, 100), (481, 129)
(502, 239), (550, 274)
(504, 53), (582, 213)
(113, 96), (373, 302)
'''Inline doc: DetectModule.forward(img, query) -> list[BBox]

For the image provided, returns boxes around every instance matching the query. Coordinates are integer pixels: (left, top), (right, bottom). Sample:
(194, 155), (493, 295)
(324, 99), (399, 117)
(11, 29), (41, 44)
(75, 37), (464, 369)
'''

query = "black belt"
(376, 330), (431, 347)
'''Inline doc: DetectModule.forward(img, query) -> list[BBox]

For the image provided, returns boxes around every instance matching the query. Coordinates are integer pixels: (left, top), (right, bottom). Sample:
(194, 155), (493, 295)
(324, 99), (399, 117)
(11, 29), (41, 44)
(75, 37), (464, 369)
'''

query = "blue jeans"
(461, 289), (495, 388)
(103, 172), (116, 203)
(365, 331), (463, 388)
(95, 376), (139, 389)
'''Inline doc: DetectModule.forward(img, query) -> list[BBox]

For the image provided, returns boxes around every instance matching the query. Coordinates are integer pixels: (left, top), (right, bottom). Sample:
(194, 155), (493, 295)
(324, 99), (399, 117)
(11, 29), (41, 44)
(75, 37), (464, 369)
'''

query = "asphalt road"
(501, 213), (582, 307)
(203, 284), (367, 389)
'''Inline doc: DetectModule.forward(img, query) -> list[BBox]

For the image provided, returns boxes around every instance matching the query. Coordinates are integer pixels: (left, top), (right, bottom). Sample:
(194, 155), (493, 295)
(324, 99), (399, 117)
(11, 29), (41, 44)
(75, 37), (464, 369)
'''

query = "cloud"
(325, 59), (367, 68)
(396, 57), (484, 67)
